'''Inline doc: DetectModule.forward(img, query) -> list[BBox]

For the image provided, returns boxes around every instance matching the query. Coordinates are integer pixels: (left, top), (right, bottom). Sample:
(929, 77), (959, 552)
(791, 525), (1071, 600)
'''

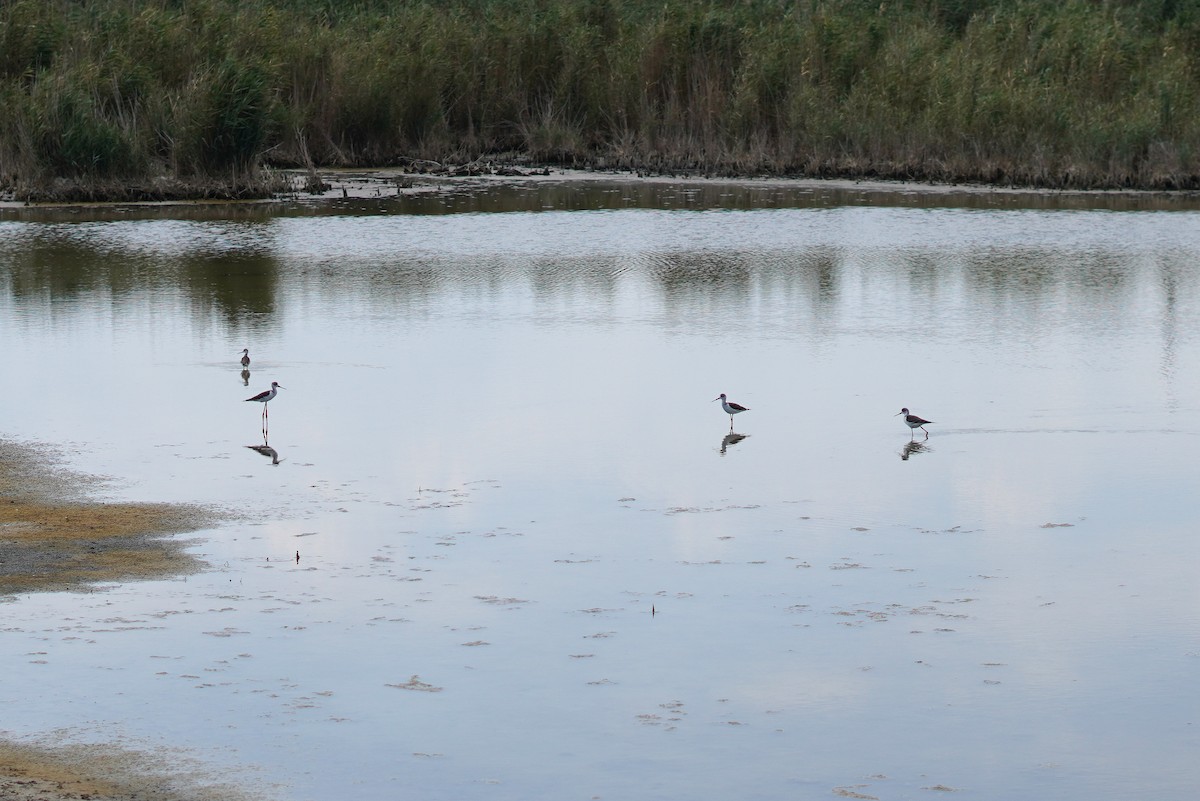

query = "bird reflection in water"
(720, 431), (748, 455)
(247, 435), (283, 465)
(240, 368), (251, 386)
(899, 440), (931, 461)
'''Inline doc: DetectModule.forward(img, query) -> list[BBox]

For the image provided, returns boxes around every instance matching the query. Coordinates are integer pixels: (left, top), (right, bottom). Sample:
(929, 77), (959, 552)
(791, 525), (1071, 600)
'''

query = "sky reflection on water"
(1, 186), (1198, 801)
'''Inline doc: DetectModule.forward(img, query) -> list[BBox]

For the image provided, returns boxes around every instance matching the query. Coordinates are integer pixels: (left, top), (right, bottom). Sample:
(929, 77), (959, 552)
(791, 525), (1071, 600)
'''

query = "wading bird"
(896, 407), (933, 439)
(246, 382), (284, 419)
(713, 393), (749, 429)
(240, 349), (251, 368)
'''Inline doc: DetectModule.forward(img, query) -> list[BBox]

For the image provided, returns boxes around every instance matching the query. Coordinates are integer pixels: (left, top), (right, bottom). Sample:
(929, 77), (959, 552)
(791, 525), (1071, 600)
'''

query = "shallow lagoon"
(2, 179), (1199, 800)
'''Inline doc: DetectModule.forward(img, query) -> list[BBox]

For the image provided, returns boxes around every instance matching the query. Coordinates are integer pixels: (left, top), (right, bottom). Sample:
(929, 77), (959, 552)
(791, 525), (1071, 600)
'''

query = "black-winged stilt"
(240, 349), (251, 368)
(896, 407), (933, 439)
(246, 382), (284, 417)
(713, 393), (749, 429)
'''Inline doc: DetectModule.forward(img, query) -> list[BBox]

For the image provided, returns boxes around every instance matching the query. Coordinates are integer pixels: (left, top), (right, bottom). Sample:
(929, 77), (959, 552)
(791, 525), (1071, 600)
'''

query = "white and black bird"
(713, 393), (750, 429)
(246, 382), (284, 417)
(896, 407), (933, 439)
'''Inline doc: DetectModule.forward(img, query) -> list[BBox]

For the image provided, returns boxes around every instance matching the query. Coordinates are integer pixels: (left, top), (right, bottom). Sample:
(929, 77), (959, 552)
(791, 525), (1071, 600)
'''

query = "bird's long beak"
(711, 396), (721, 402)
(893, 411), (903, 416)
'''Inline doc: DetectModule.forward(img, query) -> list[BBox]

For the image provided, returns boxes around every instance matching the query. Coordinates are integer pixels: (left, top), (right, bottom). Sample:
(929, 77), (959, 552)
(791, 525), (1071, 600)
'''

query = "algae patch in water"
(0, 439), (216, 596)
(0, 739), (267, 801)
(1, 441), (256, 798)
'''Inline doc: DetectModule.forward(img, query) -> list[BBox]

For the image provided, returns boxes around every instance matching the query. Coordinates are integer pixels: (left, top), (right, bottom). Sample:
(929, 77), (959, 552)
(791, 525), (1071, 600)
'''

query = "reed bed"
(2, 0), (1199, 199)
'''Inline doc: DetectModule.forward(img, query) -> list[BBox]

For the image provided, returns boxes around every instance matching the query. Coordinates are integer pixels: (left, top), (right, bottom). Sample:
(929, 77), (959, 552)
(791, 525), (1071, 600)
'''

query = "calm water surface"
(1, 181), (1198, 800)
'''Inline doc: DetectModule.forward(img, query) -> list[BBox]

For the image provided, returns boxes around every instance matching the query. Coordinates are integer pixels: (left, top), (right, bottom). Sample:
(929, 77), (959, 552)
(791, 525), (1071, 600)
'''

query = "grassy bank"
(2, 0), (1199, 199)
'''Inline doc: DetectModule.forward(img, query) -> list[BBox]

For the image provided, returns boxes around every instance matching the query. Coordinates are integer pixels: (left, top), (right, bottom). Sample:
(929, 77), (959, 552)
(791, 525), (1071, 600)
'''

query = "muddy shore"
(5, 165), (1200, 218)
(0, 739), (263, 801)
(275, 165), (1200, 209)
(0, 440), (214, 597)
(0, 439), (246, 800)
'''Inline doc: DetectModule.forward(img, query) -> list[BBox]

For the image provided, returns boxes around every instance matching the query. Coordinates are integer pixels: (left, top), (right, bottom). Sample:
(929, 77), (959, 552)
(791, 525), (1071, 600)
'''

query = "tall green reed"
(2, 0), (1199, 198)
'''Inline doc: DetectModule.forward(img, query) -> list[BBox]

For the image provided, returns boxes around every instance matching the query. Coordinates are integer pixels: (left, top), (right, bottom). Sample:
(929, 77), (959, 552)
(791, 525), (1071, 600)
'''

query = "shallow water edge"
(5, 168), (1200, 222)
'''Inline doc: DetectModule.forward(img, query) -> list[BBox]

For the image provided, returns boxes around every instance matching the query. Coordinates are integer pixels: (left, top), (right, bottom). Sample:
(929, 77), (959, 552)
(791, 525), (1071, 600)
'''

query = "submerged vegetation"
(2, 0), (1199, 199)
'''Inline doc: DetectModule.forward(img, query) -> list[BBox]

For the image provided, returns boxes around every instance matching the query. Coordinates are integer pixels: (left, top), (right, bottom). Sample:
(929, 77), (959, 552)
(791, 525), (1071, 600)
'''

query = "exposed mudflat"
(1, 440), (239, 798)
(0, 440), (216, 596)
(0, 739), (263, 801)
(5, 165), (1200, 217)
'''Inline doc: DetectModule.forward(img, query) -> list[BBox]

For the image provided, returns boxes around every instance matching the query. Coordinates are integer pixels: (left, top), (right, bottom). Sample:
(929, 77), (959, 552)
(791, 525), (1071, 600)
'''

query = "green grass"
(3, 0), (1200, 199)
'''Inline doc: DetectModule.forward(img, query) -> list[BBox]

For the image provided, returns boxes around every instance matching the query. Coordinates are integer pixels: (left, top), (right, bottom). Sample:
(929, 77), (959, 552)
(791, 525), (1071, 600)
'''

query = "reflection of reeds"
(3, 0), (1199, 198)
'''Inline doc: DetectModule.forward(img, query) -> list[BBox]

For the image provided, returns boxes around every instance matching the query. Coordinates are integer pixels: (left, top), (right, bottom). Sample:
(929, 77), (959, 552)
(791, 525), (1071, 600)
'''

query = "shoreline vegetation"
(3, 0), (1200, 202)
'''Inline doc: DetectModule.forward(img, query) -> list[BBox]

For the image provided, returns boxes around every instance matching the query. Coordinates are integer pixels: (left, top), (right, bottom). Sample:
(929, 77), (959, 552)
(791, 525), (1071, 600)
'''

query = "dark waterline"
(6, 174), (1200, 226)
